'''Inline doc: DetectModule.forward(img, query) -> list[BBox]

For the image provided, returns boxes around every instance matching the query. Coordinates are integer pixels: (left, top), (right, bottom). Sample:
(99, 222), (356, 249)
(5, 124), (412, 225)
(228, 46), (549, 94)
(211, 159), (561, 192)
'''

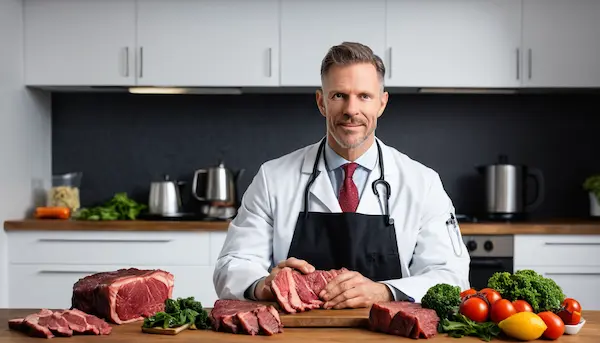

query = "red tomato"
(490, 299), (517, 323)
(479, 288), (502, 305)
(512, 300), (533, 313)
(538, 311), (565, 340)
(460, 288), (477, 298)
(460, 297), (489, 322)
(558, 298), (582, 325)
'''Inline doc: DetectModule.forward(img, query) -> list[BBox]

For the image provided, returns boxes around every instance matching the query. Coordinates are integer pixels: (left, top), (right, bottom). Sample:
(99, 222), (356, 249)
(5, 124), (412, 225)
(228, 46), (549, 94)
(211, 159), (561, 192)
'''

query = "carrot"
(35, 207), (71, 219)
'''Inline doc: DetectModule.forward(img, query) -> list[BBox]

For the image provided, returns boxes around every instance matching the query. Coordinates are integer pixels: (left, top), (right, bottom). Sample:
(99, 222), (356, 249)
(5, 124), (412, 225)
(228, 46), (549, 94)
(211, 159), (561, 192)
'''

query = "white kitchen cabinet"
(522, 0), (600, 88)
(136, 0), (279, 87)
(7, 230), (227, 309)
(23, 0), (136, 86)
(279, 0), (386, 87)
(385, 0), (522, 88)
(514, 234), (600, 311)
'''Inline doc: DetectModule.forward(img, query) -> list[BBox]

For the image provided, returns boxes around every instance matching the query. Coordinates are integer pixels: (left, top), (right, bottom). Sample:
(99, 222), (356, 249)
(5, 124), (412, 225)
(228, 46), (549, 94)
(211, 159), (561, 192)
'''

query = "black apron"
(287, 138), (403, 282)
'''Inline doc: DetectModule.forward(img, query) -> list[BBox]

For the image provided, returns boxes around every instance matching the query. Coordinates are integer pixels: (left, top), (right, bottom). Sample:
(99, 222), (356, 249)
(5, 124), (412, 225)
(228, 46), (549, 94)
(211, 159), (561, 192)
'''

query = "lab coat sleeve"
(383, 172), (471, 304)
(213, 165), (274, 300)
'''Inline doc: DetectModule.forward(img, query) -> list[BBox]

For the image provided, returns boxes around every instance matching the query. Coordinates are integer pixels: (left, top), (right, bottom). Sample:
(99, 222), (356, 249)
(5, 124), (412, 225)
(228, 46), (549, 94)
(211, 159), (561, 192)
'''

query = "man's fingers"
(323, 286), (361, 309)
(332, 296), (369, 310)
(280, 257), (315, 274)
(319, 271), (360, 299)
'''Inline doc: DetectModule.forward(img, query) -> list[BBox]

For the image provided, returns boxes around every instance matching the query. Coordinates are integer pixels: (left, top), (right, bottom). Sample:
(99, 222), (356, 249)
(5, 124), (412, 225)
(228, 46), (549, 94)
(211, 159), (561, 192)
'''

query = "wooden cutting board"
(280, 308), (371, 328)
(141, 323), (191, 335)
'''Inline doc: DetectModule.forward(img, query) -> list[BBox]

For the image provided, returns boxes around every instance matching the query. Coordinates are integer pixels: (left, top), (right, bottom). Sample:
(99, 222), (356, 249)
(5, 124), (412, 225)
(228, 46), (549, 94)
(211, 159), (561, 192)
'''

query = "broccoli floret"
(487, 269), (565, 313)
(421, 283), (462, 320)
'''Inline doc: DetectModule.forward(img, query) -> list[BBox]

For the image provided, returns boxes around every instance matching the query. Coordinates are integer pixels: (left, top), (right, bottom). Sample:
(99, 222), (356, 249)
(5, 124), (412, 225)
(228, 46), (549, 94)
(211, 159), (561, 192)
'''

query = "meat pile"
(71, 268), (174, 324)
(369, 302), (439, 339)
(272, 267), (348, 313)
(210, 299), (283, 336)
(8, 309), (112, 339)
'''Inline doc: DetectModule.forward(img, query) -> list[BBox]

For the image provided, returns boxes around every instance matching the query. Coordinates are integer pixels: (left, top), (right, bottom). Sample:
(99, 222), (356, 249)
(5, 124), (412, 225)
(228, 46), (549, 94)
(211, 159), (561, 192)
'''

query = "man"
(213, 42), (470, 308)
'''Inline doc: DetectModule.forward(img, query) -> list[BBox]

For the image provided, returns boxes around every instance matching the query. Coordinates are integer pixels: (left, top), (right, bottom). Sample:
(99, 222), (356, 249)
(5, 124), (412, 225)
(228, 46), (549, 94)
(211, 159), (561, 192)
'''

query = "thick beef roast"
(272, 267), (348, 313)
(369, 302), (439, 339)
(8, 309), (112, 339)
(71, 268), (174, 324)
(210, 299), (283, 336)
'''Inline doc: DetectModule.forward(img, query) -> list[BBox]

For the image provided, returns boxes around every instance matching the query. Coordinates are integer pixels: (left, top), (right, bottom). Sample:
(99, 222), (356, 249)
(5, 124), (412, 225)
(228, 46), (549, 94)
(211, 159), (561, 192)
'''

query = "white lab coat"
(213, 137), (470, 304)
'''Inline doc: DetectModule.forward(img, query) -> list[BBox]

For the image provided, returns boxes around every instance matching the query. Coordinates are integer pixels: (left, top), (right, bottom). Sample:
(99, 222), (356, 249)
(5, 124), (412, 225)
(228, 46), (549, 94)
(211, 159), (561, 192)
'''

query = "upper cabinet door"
(280, 0), (386, 87)
(523, 0), (600, 88)
(24, 0), (136, 86)
(386, 0), (522, 88)
(136, 0), (279, 87)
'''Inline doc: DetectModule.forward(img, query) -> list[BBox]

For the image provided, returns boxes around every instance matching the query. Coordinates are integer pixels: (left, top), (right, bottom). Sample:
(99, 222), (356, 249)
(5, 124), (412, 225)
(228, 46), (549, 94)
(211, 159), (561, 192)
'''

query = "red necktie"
(339, 163), (359, 212)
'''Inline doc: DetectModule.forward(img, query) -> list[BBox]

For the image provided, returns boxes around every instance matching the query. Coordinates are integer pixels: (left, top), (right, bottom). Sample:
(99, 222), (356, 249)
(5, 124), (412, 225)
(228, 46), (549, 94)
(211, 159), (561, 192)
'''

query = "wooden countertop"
(4, 219), (600, 235)
(1, 309), (598, 342)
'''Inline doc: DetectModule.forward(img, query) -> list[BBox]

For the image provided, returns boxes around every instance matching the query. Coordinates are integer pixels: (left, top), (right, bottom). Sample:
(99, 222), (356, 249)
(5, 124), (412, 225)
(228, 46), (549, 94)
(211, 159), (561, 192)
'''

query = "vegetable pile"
(73, 192), (147, 220)
(422, 269), (582, 341)
(142, 296), (211, 330)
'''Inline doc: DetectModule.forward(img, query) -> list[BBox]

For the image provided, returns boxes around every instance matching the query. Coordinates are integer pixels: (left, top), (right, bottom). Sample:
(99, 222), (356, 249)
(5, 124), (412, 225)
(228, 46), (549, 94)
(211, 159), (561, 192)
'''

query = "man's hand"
(318, 270), (393, 309)
(254, 257), (315, 301)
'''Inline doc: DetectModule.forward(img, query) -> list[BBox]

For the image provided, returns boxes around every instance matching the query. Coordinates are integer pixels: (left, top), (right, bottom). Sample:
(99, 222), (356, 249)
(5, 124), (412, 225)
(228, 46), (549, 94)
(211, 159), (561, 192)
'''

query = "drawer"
(514, 265), (600, 311)
(514, 234), (600, 267)
(8, 264), (218, 309)
(8, 231), (210, 266)
(209, 231), (228, 265)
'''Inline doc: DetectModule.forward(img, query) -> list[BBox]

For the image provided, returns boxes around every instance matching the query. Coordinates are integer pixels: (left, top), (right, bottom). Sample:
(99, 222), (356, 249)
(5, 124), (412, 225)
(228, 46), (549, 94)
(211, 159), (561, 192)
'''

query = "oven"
(462, 235), (514, 290)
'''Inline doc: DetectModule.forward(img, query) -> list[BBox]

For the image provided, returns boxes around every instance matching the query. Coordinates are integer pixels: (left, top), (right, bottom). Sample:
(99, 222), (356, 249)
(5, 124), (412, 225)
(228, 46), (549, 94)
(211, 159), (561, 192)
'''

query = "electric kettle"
(148, 175), (185, 215)
(192, 161), (245, 206)
(476, 154), (544, 220)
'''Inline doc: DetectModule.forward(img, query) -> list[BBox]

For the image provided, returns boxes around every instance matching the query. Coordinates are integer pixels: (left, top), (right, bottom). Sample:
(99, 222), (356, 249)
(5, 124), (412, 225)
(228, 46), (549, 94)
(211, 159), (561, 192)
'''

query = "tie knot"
(343, 162), (358, 179)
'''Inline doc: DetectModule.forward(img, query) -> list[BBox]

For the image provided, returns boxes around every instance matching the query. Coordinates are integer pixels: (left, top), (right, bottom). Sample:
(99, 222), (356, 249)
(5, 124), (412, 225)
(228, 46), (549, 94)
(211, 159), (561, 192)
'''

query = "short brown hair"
(320, 42), (386, 82)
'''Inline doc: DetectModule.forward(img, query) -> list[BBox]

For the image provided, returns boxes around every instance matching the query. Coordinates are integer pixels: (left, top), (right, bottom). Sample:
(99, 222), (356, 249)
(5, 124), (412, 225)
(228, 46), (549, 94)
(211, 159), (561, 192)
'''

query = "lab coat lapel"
(356, 139), (397, 215)
(301, 139), (342, 213)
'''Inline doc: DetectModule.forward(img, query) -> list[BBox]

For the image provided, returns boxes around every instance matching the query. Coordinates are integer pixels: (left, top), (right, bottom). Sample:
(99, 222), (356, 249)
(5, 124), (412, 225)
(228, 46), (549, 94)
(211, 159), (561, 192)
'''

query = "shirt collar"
(324, 138), (378, 172)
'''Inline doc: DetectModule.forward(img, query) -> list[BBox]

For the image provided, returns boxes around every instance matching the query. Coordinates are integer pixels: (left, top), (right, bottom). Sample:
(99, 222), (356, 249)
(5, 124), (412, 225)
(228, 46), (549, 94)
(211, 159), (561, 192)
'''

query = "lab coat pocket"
(367, 253), (401, 282)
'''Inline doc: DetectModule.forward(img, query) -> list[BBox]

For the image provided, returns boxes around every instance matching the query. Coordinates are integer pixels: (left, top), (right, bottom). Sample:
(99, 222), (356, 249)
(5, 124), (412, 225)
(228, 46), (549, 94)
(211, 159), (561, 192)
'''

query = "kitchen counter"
(1, 309), (599, 342)
(4, 219), (600, 234)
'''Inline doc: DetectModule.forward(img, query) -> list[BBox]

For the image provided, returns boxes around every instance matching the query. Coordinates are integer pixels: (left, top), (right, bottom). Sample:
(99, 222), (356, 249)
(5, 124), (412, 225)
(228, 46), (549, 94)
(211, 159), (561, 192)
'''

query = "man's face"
(316, 63), (388, 150)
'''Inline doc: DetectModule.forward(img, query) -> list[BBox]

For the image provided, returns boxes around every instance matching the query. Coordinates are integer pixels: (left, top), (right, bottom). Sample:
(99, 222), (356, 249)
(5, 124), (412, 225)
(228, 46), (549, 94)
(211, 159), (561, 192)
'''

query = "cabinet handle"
(388, 47), (392, 79)
(544, 242), (600, 246)
(267, 47), (272, 77)
(516, 48), (520, 80)
(124, 47), (129, 77)
(37, 238), (172, 243)
(39, 270), (100, 275)
(528, 48), (532, 80)
(139, 46), (144, 78)
(546, 272), (600, 276)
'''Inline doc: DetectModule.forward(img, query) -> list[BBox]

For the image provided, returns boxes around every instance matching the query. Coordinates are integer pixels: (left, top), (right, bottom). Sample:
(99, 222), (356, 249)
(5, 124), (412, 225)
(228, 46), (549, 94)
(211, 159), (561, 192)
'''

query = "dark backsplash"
(52, 92), (599, 219)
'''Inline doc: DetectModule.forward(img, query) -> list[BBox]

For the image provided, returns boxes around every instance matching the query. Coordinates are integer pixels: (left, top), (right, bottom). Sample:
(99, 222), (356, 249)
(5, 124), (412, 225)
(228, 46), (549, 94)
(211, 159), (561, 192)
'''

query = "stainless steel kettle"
(148, 175), (185, 215)
(476, 155), (544, 220)
(192, 161), (245, 205)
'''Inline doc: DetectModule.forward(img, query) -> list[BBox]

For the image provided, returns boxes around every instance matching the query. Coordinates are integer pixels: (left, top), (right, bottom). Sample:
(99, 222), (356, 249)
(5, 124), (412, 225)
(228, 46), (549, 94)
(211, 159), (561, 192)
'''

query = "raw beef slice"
(210, 299), (283, 336)
(71, 268), (174, 324)
(271, 267), (348, 313)
(369, 302), (439, 339)
(8, 308), (112, 339)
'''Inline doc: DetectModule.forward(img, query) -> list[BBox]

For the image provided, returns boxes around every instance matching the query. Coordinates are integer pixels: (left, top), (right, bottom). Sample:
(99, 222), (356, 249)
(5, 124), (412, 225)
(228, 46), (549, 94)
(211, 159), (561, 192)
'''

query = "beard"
(328, 117), (376, 149)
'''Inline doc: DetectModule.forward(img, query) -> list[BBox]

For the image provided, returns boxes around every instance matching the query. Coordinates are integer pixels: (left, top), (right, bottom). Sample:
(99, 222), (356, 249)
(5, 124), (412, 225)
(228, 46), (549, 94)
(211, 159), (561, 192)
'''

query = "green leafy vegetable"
(487, 269), (565, 313)
(73, 192), (147, 220)
(142, 296), (211, 330)
(441, 313), (501, 342)
(421, 283), (461, 320)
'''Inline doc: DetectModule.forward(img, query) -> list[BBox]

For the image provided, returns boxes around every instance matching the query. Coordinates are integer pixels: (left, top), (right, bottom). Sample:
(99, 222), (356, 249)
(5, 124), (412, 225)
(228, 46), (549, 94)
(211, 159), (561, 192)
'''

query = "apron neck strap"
(303, 137), (327, 216)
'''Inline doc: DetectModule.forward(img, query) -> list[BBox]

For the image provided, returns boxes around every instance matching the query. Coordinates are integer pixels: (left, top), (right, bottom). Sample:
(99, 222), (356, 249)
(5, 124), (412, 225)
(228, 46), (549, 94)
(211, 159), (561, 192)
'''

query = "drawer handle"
(38, 270), (100, 274)
(38, 239), (172, 243)
(546, 272), (600, 276)
(544, 242), (600, 246)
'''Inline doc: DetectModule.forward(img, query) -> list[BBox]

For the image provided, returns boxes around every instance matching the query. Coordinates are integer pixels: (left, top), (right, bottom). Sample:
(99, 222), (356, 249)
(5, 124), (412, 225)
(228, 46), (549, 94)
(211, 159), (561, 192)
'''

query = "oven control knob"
(466, 240), (477, 252)
(484, 241), (494, 251)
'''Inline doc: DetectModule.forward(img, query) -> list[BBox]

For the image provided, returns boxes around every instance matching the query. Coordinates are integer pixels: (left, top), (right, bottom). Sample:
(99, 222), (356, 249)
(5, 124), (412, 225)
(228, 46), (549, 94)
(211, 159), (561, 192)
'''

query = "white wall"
(0, 0), (52, 308)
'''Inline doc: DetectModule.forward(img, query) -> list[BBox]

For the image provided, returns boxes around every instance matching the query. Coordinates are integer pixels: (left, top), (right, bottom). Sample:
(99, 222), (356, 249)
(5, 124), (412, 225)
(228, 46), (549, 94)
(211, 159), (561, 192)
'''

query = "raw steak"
(369, 302), (439, 339)
(8, 308), (112, 339)
(71, 268), (174, 324)
(271, 267), (348, 313)
(210, 299), (283, 336)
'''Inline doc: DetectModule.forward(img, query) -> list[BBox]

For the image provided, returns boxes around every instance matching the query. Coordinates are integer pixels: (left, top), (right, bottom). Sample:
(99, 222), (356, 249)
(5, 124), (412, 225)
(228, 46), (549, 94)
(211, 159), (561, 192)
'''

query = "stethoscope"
(303, 137), (394, 226)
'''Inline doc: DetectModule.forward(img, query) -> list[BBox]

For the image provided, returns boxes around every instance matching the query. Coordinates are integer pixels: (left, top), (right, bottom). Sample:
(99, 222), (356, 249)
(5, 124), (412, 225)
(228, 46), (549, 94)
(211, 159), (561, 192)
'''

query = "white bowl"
(564, 318), (586, 335)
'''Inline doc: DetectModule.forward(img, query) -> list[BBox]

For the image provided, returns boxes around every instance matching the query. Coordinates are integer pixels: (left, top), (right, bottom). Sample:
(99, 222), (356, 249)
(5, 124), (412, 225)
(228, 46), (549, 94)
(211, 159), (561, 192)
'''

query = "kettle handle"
(525, 167), (545, 212)
(192, 169), (208, 201)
